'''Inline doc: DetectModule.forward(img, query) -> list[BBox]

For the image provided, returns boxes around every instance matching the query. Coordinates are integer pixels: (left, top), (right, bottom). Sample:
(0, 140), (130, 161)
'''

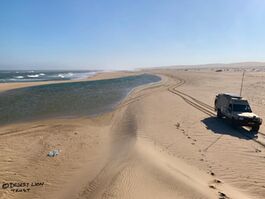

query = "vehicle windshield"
(233, 104), (252, 112)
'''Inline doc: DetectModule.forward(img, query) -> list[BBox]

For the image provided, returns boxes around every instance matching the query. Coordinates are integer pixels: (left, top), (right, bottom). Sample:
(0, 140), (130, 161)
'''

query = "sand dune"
(0, 69), (264, 199)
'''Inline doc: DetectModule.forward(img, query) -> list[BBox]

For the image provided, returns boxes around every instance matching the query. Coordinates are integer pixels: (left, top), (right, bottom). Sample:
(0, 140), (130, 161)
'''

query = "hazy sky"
(1, 0), (265, 70)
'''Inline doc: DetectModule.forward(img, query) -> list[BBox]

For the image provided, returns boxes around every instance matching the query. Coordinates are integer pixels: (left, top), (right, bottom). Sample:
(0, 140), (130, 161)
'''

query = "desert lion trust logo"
(1, 182), (44, 193)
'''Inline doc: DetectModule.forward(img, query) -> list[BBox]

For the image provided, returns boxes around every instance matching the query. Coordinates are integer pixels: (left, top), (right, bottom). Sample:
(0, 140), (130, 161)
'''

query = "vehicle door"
(225, 104), (233, 119)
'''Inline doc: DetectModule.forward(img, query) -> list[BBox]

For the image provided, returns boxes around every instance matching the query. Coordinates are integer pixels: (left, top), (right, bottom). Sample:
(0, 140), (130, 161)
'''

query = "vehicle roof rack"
(222, 93), (242, 99)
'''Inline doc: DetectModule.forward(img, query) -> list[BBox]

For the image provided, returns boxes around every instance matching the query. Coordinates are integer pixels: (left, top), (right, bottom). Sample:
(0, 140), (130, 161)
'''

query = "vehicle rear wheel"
(252, 125), (260, 133)
(217, 109), (223, 118)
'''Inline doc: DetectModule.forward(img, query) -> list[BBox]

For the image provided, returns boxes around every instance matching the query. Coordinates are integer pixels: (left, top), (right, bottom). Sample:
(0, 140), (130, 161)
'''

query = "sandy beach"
(0, 68), (265, 199)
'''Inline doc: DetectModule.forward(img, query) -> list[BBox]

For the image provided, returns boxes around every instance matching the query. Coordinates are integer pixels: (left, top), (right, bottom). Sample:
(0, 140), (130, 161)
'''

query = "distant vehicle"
(214, 93), (262, 132)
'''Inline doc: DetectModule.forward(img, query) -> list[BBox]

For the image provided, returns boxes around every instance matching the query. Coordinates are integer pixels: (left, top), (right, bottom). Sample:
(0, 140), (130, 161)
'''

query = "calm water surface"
(0, 74), (161, 125)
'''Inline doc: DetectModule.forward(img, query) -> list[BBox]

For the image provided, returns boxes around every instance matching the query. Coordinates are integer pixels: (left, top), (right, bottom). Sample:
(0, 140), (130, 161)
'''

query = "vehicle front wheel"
(252, 125), (260, 133)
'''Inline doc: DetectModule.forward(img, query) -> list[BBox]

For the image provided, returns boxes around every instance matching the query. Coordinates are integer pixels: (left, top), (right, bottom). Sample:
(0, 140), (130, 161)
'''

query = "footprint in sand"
(207, 165), (212, 169)
(213, 179), (222, 184)
(207, 171), (215, 176)
(175, 123), (180, 129)
(209, 185), (229, 199)
(218, 191), (229, 199)
(208, 185), (216, 189)
(255, 148), (261, 153)
(208, 180), (229, 199)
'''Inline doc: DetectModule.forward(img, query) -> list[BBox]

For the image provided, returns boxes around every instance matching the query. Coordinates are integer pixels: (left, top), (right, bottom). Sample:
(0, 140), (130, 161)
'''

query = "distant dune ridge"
(0, 67), (264, 199)
(148, 61), (265, 70)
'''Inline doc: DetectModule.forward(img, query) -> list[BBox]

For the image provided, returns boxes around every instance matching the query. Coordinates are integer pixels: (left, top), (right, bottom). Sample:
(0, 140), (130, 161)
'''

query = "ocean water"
(0, 70), (98, 82)
(0, 74), (161, 125)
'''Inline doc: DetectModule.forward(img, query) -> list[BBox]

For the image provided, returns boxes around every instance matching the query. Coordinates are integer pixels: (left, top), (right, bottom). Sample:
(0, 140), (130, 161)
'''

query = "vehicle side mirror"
(228, 107), (232, 113)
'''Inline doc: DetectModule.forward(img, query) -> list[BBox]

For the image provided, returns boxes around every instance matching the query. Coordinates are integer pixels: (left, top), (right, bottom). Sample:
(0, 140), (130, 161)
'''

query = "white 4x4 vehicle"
(214, 93), (262, 133)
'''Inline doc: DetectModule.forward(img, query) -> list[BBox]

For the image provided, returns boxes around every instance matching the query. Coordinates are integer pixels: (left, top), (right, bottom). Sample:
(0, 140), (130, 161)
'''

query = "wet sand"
(0, 68), (265, 199)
